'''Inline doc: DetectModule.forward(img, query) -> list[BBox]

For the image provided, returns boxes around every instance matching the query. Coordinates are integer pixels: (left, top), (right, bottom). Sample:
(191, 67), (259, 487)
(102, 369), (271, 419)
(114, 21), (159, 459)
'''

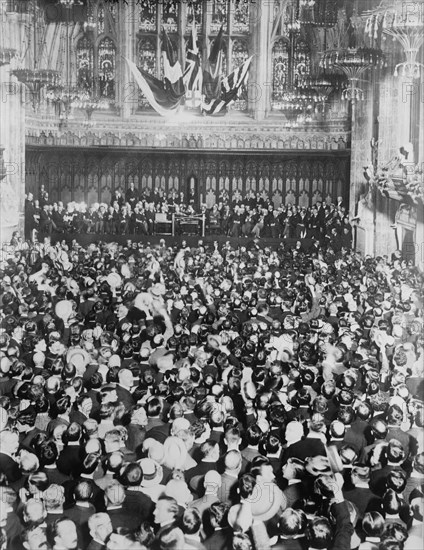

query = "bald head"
(23, 499), (46, 525)
(224, 450), (242, 473)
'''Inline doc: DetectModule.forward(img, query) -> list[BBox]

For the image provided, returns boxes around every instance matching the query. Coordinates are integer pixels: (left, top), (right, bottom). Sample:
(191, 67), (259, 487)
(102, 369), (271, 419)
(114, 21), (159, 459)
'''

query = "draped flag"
(124, 30), (184, 117)
(183, 21), (202, 108)
(202, 25), (224, 106)
(161, 28), (185, 105)
(124, 57), (183, 117)
(201, 55), (253, 116)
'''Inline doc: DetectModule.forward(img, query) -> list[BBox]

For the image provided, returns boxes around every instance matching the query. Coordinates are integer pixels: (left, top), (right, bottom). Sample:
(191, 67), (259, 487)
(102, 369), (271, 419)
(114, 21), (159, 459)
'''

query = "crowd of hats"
(0, 235), (423, 550)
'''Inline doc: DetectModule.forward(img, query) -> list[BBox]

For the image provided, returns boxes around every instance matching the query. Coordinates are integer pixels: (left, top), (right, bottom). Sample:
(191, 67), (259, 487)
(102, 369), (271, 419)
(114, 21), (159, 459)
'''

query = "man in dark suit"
(256, 303), (274, 328)
(203, 502), (233, 550)
(125, 182), (139, 209)
(153, 496), (179, 541)
(369, 439), (407, 497)
(281, 457), (306, 509)
(115, 369), (136, 412)
(63, 453), (106, 512)
(185, 440), (221, 480)
(24, 192), (36, 240)
(342, 466), (381, 519)
(87, 513), (113, 550)
(39, 204), (54, 234)
(16, 407), (42, 451)
(69, 394), (92, 426)
(386, 404), (414, 458)
(282, 414), (327, 463)
(144, 398), (169, 444)
(105, 481), (141, 531)
(217, 451), (242, 505)
(0, 431), (21, 484)
(64, 481), (97, 549)
(39, 441), (70, 485)
(57, 422), (83, 477)
(121, 463), (155, 523)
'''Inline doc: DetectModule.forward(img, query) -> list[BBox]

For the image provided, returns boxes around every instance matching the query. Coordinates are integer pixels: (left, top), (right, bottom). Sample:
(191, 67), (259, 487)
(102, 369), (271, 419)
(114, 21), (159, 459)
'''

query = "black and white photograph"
(0, 0), (423, 549)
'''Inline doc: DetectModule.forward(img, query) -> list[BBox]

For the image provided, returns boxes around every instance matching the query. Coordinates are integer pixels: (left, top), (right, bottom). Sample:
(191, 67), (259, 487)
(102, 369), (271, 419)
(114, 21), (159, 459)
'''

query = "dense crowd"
(0, 231), (423, 550)
(24, 186), (352, 247)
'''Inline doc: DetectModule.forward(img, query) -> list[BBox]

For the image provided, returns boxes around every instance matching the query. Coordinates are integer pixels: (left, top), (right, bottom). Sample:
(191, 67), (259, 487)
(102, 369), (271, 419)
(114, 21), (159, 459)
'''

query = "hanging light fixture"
(320, 47), (385, 101)
(72, 92), (110, 127)
(12, 1), (61, 109)
(297, 72), (345, 113)
(363, 1), (424, 79)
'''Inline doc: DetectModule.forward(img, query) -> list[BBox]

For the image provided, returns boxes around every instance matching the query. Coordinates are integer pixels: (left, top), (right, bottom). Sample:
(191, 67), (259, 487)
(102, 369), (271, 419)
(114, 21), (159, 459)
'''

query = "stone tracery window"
(83, 0), (253, 113)
(211, 0), (228, 33)
(162, 0), (179, 33)
(272, 39), (290, 105)
(186, 0), (203, 32)
(98, 38), (116, 99)
(293, 39), (311, 85)
(76, 36), (94, 94)
(75, 1), (117, 100)
(271, 36), (311, 110)
(139, 0), (157, 32)
(233, 0), (250, 34)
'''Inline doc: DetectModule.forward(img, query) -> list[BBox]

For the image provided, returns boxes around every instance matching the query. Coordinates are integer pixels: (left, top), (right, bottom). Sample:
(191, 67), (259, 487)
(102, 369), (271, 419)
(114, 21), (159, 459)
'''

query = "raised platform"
(49, 232), (316, 251)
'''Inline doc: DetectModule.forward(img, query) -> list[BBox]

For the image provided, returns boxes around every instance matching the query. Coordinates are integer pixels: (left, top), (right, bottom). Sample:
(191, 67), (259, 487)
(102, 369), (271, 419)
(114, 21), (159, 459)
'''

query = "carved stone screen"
(26, 149), (350, 210)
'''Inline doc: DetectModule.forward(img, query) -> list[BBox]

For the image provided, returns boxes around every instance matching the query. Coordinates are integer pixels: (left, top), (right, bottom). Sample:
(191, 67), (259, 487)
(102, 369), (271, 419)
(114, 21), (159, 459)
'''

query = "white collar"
(355, 481), (370, 489)
(224, 470), (239, 478)
(288, 479), (301, 486)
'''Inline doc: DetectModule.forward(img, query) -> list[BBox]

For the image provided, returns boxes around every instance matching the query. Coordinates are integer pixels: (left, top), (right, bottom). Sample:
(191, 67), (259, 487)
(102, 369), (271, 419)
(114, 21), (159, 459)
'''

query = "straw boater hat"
(138, 458), (163, 488)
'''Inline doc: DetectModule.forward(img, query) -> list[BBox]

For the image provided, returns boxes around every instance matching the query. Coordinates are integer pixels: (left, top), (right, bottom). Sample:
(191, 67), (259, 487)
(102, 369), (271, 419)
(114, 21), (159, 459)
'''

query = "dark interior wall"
(25, 147), (351, 209)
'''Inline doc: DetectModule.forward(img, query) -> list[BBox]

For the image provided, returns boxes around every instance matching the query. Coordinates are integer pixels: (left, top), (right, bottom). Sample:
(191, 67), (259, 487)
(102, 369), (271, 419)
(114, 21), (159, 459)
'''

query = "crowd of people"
(24, 185), (352, 248)
(0, 227), (423, 550)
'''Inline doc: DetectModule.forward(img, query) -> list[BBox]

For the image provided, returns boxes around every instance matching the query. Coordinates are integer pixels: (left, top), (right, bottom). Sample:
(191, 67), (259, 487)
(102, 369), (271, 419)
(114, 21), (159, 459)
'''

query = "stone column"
(119, 0), (137, 118)
(249, 0), (272, 120)
(0, 7), (28, 243)
(349, 76), (374, 255)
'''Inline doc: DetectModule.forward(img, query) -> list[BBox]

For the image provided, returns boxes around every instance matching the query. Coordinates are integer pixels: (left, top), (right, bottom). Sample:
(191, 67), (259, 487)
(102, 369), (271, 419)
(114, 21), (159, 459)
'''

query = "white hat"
(138, 458), (163, 487)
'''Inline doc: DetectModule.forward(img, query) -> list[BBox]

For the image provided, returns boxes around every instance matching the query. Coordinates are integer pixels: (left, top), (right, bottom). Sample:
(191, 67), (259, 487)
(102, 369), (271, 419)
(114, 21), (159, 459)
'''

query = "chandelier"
(13, 68), (61, 109)
(275, 85), (326, 113)
(72, 93), (111, 127)
(363, 1), (424, 79)
(320, 48), (385, 101)
(12, 0), (61, 109)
